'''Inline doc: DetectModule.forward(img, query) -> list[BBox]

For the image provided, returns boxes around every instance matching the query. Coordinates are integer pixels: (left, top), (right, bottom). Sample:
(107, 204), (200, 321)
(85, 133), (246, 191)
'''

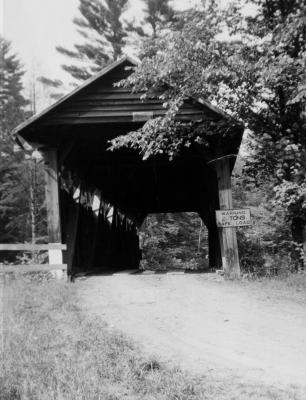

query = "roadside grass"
(237, 271), (306, 304)
(1, 276), (304, 400)
(265, 270), (306, 291)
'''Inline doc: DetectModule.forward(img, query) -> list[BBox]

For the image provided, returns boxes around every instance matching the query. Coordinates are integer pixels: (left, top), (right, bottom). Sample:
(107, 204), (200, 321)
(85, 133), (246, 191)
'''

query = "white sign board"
(133, 111), (153, 121)
(216, 209), (252, 228)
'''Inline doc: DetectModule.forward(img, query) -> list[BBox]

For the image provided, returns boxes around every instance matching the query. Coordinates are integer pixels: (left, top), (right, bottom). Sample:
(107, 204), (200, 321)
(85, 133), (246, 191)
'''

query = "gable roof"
(12, 55), (140, 137)
(13, 55), (229, 143)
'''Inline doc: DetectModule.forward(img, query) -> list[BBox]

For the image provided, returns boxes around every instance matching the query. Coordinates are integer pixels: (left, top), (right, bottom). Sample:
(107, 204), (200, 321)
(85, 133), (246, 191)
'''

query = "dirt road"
(76, 272), (306, 389)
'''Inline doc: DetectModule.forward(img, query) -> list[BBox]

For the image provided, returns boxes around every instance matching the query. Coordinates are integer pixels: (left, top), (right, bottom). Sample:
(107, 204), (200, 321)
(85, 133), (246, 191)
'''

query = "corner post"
(214, 157), (240, 279)
(42, 149), (63, 267)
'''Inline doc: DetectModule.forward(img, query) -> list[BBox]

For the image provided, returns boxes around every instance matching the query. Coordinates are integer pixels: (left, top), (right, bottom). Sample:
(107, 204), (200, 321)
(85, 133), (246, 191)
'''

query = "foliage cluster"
(233, 159), (305, 276)
(140, 213), (208, 270)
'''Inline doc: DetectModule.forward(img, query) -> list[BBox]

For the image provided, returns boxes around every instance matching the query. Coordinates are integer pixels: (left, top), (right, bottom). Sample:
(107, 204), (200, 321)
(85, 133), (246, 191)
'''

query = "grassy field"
(1, 274), (305, 400)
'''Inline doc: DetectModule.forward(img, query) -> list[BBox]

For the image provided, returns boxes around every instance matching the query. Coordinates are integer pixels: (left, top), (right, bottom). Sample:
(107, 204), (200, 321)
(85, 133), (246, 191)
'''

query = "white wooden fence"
(0, 243), (67, 274)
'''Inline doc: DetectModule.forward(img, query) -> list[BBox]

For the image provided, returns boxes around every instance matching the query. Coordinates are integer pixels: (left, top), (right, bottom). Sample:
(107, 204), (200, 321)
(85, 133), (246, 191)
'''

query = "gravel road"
(76, 272), (306, 390)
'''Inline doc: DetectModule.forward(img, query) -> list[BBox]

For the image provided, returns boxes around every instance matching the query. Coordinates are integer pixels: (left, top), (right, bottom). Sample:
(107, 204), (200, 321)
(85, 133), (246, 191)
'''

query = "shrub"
(237, 230), (266, 276)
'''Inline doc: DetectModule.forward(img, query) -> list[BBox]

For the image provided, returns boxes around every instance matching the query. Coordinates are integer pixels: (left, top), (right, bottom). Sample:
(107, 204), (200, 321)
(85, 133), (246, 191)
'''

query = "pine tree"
(55, 0), (175, 83)
(146, 0), (174, 33)
(0, 37), (28, 243)
(134, 0), (174, 38)
(0, 37), (28, 138)
(0, 37), (46, 252)
(56, 0), (129, 81)
(126, 0), (175, 41)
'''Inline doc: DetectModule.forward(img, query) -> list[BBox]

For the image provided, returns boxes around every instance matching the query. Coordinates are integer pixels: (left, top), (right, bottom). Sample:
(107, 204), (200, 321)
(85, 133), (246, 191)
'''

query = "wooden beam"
(0, 244), (66, 251)
(0, 264), (67, 273)
(42, 149), (62, 243)
(214, 157), (240, 279)
(66, 201), (80, 280)
(42, 149), (63, 266)
(58, 141), (75, 166)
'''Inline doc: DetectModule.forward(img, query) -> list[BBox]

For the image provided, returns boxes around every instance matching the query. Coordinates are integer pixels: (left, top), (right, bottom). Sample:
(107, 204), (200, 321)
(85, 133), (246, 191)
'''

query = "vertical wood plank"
(215, 157), (241, 279)
(42, 149), (63, 265)
(66, 202), (80, 281)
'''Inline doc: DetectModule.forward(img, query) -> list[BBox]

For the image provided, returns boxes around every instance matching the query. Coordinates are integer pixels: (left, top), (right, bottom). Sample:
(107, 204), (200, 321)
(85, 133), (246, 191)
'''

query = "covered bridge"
(13, 56), (244, 280)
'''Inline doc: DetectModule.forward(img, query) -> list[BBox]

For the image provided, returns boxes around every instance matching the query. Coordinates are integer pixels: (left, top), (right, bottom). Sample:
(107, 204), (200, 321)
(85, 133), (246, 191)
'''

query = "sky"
(1, 0), (255, 109)
(2, 0), (198, 86)
(2, 0), (81, 86)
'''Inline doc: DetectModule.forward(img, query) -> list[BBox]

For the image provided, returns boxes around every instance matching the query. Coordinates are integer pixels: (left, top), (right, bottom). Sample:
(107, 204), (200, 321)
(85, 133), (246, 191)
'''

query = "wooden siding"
(37, 60), (220, 127)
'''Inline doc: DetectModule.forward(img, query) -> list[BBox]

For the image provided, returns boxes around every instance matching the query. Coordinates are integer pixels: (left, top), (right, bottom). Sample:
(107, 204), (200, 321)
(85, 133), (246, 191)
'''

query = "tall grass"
(1, 276), (304, 400)
(236, 271), (306, 304)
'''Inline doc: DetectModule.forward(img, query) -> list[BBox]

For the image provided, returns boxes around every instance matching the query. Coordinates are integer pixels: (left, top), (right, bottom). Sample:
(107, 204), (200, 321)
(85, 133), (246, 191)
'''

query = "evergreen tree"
(37, 76), (65, 102)
(0, 37), (27, 242)
(0, 37), (28, 138)
(56, 0), (129, 81)
(0, 37), (46, 253)
(144, 0), (174, 37)
(127, 0), (175, 39)
(55, 0), (175, 83)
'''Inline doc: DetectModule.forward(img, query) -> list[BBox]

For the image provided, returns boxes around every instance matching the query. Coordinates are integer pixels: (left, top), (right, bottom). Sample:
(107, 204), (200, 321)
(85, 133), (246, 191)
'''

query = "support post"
(214, 157), (240, 279)
(66, 201), (80, 282)
(42, 149), (63, 271)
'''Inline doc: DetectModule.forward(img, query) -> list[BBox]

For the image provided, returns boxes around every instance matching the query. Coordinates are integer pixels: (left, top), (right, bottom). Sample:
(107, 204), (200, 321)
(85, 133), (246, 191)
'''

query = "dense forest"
(1, 0), (305, 276)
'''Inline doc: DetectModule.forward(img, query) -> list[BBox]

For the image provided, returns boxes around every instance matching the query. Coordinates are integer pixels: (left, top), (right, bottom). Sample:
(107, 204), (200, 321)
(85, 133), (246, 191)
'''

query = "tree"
(0, 37), (46, 254)
(109, 3), (241, 159)
(140, 212), (208, 270)
(0, 37), (28, 136)
(0, 37), (28, 242)
(144, 0), (174, 37)
(38, 0), (176, 105)
(240, 0), (306, 266)
(55, 0), (176, 83)
(37, 76), (66, 102)
(127, 0), (174, 39)
(232, 1), (306, 269)
(56, 0), (129, 81)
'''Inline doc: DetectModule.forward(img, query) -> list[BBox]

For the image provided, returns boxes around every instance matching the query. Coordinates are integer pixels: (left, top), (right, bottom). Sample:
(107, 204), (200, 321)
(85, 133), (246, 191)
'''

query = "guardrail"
(0, 243), (67, 274)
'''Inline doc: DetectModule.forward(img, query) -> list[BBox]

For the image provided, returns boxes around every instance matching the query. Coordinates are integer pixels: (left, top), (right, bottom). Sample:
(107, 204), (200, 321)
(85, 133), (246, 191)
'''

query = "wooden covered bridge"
(12, 56), (244, 280)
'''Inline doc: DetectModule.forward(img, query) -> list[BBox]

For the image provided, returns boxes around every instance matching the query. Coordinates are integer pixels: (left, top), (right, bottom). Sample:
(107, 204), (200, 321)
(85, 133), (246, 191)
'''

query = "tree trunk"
(29, 158), (38, 262)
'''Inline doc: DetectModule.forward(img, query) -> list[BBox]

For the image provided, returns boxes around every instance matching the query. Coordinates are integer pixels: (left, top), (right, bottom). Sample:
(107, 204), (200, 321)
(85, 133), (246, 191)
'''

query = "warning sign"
(216, 209), (252, 228)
